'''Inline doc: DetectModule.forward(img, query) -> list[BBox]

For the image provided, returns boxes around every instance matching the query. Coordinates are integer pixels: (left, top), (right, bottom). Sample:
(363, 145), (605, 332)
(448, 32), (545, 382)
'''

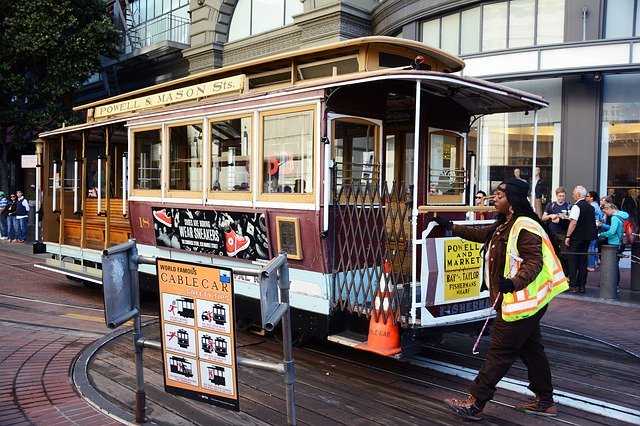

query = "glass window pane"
(262, 110), (314, 195)
(441, 14), (460, 55)
(146, 0), (154, 21)
(477, 78), (562, 202)
(422, 19), (440, 49)
(605, 0), (634, 39)
(537, 0), (564, 44)
(229, 0), (251, 41)
(482, 3), (508, 51)
(429, 132), (463, 200)
(285, 0), (303, 25)
(509, 0), (535, 48)
(169, 124), (203, 191)
(253, 0), (285, 35)
(461, 7), (481, 55)
(174, 5), (188, 21)
(211, 117), (251, 192)
(333, 120), (379, 193)
(602, 74), (640, 202)
(134, 129), (162, 190)
(636, 2), (640, 36)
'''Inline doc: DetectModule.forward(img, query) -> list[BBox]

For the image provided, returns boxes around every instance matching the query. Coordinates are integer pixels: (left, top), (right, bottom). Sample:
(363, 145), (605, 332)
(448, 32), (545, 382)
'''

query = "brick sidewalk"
(0, 324), (121, 426)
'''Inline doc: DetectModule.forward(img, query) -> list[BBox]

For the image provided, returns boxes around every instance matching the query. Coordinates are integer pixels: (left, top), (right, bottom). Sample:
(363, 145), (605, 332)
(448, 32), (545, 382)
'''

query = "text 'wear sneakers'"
(516, 395), (557, 417)
(444, 395), (484, 421)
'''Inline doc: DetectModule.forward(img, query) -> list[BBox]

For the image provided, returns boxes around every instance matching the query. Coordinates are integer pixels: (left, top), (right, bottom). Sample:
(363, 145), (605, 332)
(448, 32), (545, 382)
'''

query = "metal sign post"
(102, 240), (154, 423)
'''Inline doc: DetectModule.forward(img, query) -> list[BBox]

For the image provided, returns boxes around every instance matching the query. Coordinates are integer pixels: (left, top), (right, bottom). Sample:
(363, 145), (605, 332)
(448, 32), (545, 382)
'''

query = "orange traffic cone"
(355, 260), (401, 356)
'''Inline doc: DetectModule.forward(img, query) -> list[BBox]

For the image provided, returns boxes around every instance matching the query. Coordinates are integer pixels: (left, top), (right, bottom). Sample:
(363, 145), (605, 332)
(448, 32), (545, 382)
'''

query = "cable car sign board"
(420, 220), (493, 325)
(157, 258), (239, 411)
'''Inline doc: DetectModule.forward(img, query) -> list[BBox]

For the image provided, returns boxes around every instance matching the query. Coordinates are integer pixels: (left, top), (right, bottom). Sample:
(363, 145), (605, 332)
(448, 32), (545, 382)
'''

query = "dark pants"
(552, 231), (568, 274)
(567, 239), (590, 287)
(470, 305), (553, 403)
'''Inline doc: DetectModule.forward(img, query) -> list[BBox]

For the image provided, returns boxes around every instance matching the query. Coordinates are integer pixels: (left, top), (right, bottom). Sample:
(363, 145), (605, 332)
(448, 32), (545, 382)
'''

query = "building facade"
(90, 0), (639, 206)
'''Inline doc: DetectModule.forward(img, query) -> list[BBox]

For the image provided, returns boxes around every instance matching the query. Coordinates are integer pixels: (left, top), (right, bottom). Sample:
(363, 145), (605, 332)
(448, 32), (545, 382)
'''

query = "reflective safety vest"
(501, 217), (569, 322)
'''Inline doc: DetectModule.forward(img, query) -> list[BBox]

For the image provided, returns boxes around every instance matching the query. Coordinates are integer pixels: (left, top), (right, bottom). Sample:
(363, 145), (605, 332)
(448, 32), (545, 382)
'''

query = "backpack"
(623, 219), (636, 245)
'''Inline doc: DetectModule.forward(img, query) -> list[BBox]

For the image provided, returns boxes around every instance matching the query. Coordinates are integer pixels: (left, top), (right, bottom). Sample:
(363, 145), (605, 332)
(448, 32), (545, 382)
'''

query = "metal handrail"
(418, 205), (496, 214)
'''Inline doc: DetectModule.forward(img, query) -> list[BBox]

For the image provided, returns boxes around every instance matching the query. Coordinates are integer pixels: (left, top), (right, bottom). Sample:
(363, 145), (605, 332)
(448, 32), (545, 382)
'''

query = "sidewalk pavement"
(0, 238), (638, 425)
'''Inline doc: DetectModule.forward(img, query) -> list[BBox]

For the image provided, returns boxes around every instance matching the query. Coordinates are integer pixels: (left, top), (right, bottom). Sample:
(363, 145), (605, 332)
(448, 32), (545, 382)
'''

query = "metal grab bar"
(122, 153), (128, 217)
(52, 160), (60, 213)
(418, 205), (496, 214)
(73, 159), (83, 214)
(97, 155), (107, 216)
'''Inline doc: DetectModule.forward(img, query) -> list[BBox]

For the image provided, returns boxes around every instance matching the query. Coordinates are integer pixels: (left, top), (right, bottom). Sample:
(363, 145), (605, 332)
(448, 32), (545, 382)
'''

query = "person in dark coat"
(564, 186), (597, 293)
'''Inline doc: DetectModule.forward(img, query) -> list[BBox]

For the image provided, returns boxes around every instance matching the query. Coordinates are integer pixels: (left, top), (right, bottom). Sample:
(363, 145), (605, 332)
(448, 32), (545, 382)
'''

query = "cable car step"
(327, 331), (366, 347)
(35, 258), (102, 284)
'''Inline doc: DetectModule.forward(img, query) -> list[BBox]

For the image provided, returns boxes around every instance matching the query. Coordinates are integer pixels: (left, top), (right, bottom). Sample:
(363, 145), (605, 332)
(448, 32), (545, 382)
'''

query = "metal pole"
(129, 244), (146, 423)
(278, 255), (297, 426)
(599, 245), (618, 300)
(631, 241), (640, 291)
(530, 110), (538, 209)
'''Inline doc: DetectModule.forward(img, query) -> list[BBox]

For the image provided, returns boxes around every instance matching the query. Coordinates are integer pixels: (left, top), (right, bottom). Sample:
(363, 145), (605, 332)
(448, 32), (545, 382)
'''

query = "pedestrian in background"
(435, 177), (567, 421)
(6, 194), (17, 242)
(14, 190), (29, 243)
(598, 202), (629, 288)
(586, 191), (603, 272)
(621, 188), (638, 229)
(474, 190), (493, 220)
(0, 191), (8, 240)
(564, 186), (597, 293)
(542, 187), (571, 272)
(542, 187), (571, 241)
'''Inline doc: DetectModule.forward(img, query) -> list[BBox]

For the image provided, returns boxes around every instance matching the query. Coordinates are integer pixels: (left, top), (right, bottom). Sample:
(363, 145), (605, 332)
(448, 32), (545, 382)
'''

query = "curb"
(72, 324), (157, 426)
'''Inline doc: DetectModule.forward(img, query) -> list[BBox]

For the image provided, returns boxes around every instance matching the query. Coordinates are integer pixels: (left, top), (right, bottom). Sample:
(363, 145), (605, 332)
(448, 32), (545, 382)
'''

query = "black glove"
(498, 277), (515, 294)
(431, 216), (453, 230)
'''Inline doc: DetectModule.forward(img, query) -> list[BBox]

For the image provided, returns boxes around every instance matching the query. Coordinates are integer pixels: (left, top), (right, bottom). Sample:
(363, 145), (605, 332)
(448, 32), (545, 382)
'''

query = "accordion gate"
(331, 163), (412, 326)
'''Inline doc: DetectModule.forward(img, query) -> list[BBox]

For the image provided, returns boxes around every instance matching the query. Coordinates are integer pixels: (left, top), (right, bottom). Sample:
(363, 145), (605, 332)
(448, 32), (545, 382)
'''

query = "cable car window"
(429, 131), (465, 203)
(333, 119), (380, 193)
(133, 128), (162, 190)
(260, 108), (314, 198)
(210, 116), (251, 193)
(169, 123), (203, 192)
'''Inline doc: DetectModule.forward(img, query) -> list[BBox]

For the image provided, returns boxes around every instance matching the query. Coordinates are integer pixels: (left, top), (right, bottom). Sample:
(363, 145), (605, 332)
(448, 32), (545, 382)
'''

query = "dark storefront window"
(601, 74), (640, 209)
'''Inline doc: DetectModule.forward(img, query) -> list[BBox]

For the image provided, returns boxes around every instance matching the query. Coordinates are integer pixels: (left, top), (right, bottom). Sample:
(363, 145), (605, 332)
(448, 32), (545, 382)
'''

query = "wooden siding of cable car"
(63, 198), (131, 249)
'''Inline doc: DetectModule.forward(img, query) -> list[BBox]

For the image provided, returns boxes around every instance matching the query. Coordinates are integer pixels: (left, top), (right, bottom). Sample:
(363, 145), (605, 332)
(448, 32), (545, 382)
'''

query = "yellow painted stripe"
(61, 313), (132, 326)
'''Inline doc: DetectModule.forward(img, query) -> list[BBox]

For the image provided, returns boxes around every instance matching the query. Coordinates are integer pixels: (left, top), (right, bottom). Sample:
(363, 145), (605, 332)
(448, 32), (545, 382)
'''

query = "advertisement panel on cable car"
(420, 220), (494, 326)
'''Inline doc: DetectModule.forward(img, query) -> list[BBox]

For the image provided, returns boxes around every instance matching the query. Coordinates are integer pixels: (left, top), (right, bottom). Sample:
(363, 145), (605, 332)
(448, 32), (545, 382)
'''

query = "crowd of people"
(539, 185), (638, 293)
(472, 182), (637, 296)
(0, 190), (30, 243)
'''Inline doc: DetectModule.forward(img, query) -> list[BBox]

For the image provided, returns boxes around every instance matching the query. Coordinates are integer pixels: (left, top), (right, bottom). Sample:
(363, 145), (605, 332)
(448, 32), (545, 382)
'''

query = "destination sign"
(94, 75), (245, 118)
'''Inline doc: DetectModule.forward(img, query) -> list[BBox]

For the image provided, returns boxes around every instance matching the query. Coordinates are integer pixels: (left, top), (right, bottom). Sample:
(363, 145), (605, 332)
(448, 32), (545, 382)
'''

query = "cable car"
(34, 37), (546, 356)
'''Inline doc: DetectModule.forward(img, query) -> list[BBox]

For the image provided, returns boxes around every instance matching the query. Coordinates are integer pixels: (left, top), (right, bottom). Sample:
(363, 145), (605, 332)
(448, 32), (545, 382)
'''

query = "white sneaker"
(0, 237), (7, 240)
